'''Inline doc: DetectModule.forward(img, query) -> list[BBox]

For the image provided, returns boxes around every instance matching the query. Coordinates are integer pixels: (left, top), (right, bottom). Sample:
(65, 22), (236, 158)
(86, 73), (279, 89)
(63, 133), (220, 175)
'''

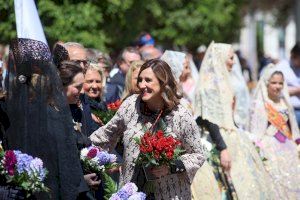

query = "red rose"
(156, 130), (164, 138)
(166, 151), (174, 159)
(145, 144), (153, 153)
(155, 138), (166, 151)
(87, 148), (98, 159)
(142, 132), (151, 142)
(114, 100), (122, 108)
(140, 146), (148, 153)
(109, 105), (117, 111)
(149, 136), (158, 147)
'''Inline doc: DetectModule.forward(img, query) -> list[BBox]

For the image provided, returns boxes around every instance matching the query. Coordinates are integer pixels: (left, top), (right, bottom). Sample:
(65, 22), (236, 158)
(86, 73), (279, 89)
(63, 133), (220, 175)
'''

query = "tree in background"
(0, 0), (245, 52)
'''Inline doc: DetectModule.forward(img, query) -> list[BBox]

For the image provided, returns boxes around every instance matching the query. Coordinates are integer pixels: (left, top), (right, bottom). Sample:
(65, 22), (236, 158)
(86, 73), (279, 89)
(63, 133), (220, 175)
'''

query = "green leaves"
(38, 1), (107, 49)
(92, 109), (116, 125)
(101, 171), (118, 200)
(133, 137), (141, 145)
(173, 148), (185, 158)
(0, 0), (244, 51)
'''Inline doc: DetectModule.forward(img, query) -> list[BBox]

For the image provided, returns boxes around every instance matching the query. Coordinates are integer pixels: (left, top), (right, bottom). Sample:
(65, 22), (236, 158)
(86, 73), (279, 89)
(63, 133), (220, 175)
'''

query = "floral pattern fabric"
(90, 94), (206, 200)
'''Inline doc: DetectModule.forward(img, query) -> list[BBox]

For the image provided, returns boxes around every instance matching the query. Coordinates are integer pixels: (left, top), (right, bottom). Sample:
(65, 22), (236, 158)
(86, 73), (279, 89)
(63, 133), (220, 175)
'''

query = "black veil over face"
(5, 38), (87, 199)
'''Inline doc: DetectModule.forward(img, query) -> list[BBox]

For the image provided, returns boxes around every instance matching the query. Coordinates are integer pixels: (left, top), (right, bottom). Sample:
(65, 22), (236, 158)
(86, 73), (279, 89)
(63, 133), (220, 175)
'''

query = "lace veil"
(193, 41), (235, 130)
(161, 50), (186, 82)
(230, 54), (251, 129)
(249, 64), (300, 140)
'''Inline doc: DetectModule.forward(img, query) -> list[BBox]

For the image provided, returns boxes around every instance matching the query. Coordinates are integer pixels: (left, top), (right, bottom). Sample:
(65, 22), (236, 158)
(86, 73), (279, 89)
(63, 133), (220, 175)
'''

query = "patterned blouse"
(90, 94), (206, 199)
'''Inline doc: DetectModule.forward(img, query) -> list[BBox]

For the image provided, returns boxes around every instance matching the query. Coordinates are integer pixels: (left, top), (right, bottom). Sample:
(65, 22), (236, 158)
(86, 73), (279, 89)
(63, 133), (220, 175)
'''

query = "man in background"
(105, 47), (141, 103)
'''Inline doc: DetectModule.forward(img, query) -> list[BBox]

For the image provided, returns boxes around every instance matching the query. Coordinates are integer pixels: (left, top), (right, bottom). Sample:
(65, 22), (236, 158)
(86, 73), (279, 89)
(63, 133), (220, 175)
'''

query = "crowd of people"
(0, 32), (299, 200)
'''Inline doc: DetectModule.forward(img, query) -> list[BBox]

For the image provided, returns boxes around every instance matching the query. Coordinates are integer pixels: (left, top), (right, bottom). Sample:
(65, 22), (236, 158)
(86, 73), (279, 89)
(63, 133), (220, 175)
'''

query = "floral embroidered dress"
(90, 94), (206, 200)
(193, 42), (278, 200)
(250, 64), (300, 200)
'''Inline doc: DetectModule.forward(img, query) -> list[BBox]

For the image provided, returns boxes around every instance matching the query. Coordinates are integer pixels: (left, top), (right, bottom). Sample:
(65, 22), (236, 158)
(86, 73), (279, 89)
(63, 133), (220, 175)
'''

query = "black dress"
(5, 38), (88, 199)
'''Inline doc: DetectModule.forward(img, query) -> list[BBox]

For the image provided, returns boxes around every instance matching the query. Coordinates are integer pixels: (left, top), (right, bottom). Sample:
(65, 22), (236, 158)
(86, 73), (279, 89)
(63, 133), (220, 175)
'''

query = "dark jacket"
(104, 70), (125, 103)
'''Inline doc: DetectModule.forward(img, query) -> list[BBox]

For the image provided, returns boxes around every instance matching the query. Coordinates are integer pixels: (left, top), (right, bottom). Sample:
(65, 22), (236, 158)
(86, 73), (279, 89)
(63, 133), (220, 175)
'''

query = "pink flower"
(4, 150), (17, 176)
(87, 148), (98, 159)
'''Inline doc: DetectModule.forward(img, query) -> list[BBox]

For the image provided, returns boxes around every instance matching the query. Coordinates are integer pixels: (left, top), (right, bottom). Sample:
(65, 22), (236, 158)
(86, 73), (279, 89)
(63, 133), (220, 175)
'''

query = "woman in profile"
(122, 60), (144, 100)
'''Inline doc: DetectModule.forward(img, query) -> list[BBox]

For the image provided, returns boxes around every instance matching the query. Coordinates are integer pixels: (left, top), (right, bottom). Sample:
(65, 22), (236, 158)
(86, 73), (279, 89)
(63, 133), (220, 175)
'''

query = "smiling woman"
(90, 59), (206, 199)
(137, 59), (182, 112)
(59, 61), (84, 104)
(80, 63), (108, 132)
(122, 60), (145, 100)
(58, 60), (103, 196)
(83, 63), (104, 99)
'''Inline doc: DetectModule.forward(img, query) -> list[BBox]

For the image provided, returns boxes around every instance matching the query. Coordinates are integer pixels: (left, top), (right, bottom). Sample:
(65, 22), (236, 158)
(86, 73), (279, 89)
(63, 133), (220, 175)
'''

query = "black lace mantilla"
(52, 43), (69, 67)
(10, 38), (52, 65)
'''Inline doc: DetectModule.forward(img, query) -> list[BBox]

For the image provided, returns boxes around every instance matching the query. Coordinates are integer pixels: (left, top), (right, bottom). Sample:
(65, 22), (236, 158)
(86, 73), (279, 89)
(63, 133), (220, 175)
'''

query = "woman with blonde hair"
(122, 60), (145, 100)
(81, 62), (107, 130)
(249, 64), (300, 199)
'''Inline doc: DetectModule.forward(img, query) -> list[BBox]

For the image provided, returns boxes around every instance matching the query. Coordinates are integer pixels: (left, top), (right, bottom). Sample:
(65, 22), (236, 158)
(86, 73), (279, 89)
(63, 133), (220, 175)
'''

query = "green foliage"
(92, 109), (116, 125)
(0, 1), (16, 42)
(173, 148), (185, 158)
(101, 171), (118, 200)
(0, 0), (245, 51)
(38, 1), (107, 50)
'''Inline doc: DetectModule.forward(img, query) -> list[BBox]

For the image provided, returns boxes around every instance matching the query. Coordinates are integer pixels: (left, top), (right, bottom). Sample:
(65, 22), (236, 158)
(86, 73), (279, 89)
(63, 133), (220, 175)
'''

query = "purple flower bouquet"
(80, 146), (117, 174)
(80, 146), (119, 200)
(0, 147), (49, 197)
(109, 182), (146, 200)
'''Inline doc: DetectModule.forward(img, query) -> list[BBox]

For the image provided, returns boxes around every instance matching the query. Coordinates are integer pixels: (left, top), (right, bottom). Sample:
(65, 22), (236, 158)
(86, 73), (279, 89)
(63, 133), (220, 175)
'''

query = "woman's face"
(131, 67), (140, 93)
(138, 67), (162, 103)
(66, 72), (84, 104)
(180, 57), (191, 82)
(226, 49), (234, 71)
(83, 69), (103, 99)
(267, 73), (284, 100)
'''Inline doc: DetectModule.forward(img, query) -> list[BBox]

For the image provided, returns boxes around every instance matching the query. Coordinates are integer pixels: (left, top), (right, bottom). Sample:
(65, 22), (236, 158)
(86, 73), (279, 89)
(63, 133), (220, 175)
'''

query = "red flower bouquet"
(92, 100), (122, 125)
(134, 130), (184, 167)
